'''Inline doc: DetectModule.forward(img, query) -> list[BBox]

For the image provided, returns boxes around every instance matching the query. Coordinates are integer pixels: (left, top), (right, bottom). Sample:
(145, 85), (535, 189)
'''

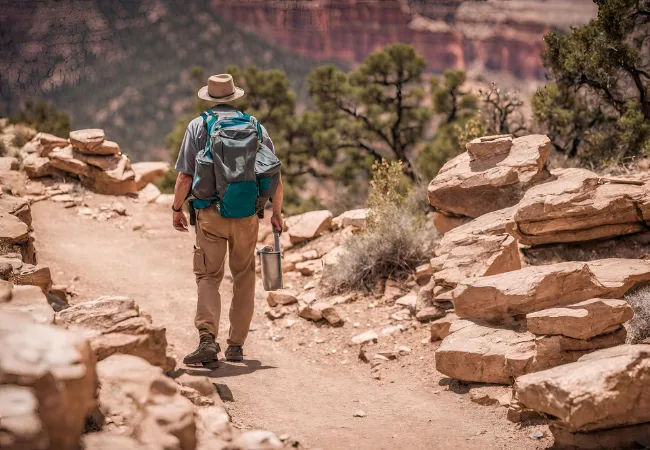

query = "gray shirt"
(175, 104), (274, 176)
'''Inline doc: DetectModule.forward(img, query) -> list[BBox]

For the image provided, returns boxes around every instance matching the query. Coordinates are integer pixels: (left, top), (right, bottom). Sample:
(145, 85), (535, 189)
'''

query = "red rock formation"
(211, 0), (597, 79)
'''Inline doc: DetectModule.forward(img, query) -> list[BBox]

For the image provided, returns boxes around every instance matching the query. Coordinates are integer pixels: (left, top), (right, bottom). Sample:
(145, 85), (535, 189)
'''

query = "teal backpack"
(191, 109), (281, 218)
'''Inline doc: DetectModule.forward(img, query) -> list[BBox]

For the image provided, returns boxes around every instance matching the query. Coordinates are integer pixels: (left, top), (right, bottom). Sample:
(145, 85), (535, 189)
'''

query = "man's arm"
(271, 174), (284, 233)
(172, 172), (192, 232)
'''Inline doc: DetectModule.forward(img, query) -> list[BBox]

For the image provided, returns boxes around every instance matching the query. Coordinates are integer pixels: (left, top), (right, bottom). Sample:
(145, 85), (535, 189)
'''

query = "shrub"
(10, 100), (72, 137)
(325, 160), (438, 292)
(0, 139), (6, 157)
(11, 124), (36, 149)
(625, 285), (650, 344)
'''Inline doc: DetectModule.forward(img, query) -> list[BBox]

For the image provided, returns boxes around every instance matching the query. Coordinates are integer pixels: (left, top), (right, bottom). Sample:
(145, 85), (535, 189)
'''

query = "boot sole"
(226, 355), (243, 362)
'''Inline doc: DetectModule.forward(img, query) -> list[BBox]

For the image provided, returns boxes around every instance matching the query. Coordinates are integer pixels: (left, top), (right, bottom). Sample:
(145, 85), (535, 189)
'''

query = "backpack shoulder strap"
(200, 109), (219, 134)
(249, 115), (263, 142)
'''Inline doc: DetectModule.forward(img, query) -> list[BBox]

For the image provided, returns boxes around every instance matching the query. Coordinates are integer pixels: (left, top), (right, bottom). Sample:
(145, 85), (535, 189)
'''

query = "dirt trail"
(32, 198), (549, 450)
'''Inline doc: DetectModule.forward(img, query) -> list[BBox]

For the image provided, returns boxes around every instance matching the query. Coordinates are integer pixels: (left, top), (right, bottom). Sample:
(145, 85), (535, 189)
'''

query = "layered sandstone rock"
(55, 296), (168, 368)
(132, 161), (170, 190)
(432, 206), (521, 288)
(0, 385), (48, 450)
(452, 259), (650, 322)
(515, 345), (650, 433)
(0, 253), (52, 292)
(435, 321), (537, 384)
(508, 168), (650, 245)
(432, 212), (471, 234)
(22, 153), (56, 178)
(286, 210), (333, 244)
(97, 354), (196, 449)
(0, 310), (97, 450)
(332, 208), (368, 230)
(526, 298), (634, 340)
(427, 134), (552, 219)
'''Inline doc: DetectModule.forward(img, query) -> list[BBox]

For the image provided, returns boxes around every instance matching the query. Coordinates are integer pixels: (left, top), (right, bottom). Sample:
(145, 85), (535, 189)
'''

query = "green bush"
(325, 160), (438, 292)
(10, 100), (71, 137)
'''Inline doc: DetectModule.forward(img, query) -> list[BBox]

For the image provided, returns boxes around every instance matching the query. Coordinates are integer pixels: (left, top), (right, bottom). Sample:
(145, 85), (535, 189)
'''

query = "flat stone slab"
(435, 321), (536, 385)
(452, 259), (650, 322)
(515, 344), (650, 433)
(526, 298), (634, 340)
(509, 168), (650, 245)
(286, 210), (333, 244)
(427, 134), (551, 219)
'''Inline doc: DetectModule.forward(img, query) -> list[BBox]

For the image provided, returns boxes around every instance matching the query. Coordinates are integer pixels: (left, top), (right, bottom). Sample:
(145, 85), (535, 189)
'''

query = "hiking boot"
(225, 345), (244, 362)
(183, 330), (220, 366)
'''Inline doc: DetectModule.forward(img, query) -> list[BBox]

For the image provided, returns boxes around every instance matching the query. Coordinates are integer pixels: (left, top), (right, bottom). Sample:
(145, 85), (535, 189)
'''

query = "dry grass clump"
(11, 124), (36, 149)
(325, 160), (438, 293)
(625, 285), (650, 344)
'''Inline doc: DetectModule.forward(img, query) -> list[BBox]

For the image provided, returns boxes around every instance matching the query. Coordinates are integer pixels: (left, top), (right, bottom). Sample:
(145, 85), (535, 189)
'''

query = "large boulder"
(452, 259), (650, 322)
(427, 134), (552, 219)
(0, 310), (98, 450)
(132, 161), (171, 190)
(0, 385), (48, 450)
(508, 169), (650, 245)
(55, 296), (168, 368)
(526, 298), (634, 340)
(97, 354), (196, 449)
(286, 210), (333, 244)
(515, 345), (650, 433)
(435, 321), (536, 384)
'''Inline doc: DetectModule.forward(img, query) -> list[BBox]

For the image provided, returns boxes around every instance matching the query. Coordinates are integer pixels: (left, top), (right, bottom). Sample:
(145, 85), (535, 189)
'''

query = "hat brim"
(197, 86), (245, 103)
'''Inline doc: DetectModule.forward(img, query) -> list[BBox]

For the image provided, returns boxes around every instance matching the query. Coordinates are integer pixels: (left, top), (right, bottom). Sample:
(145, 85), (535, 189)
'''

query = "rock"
(427, 134), (552, 219)
(434, 234), (521, 288)
(0, 385), (48, 450)
(96, 354), (196, 449)
(466, 134), (513, 161)
(432, 212), (472, 234)
(395, 293), (417, 311)
(231, 430), (283, 450)
(313, 302), (343, 325)
(383, 279), (404, 301)
(526, 298), (634, 340)
(0, 255), (53, 292)
(0, 310), (97, 450)
(81, 160), (138, 195)
(0, 194), (32, 227)
(509, 169), (650, 245)
(30, 132), (69, 157)
(55, 296), (168, 367)
(397, 345), (411, 356)
(469, 385), (513, 407)
(154, 193), (174, 206)
(549, 422), (650, 450)
(332, 208), (368, 229)
(69, 129), (106, 152)
(8, 284), (47, 306)
(435, 321), (536, 384)
(196, 404), (232, 443)
(321, 245), (347, 271)
(353, 410), (367, 418)
(533, 327), (628, 371)
(81, 432), (151, 450)
(266, 306), (291, 320)
(176, 374), (216, 397)
(415, 263), (433, 286)
(0, 209), (29, 244)
(0, 279), (11, 302)
(515, 345), (650, 433)
(74, 150), (128, 171)
(22, 153), (55, 178)
(430, 313), (459, 341)
(111, 201), (127, 216)
(298, 304), (322, 321)
(286, 210), (333, 244)
(507, 397), (544, 423)
(350, 330), (379, 345)
(49, 145), (90, 176)
(415, 306), (446, 322)
(452, 259), (650, 322)
(0, 156), (19, 171)
(132, 161), (170, 190)
(295, 259), (321, 276)
(266, 290), (297, 307)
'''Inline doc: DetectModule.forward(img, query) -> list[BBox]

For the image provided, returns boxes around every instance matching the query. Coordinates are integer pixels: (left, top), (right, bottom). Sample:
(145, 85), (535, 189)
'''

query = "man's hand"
(173, 210), (189, 232)
(271, 212), (283, 234)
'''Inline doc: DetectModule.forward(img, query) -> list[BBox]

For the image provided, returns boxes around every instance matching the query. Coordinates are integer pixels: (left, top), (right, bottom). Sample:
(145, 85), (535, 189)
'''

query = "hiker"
(171, 73), (283, 365)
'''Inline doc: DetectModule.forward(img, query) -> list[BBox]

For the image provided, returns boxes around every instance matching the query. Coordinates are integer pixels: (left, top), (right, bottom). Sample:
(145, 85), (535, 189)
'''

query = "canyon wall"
(211, 0), (597, 79)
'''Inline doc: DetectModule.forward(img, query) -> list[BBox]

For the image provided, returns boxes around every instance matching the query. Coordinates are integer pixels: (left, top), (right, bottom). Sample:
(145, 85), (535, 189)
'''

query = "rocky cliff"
(212, 0), (597, 79)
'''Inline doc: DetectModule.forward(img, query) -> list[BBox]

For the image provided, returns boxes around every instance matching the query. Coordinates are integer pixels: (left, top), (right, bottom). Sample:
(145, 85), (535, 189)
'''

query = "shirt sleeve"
(261, 124), (275, 154)
(174, 121), (200, 176)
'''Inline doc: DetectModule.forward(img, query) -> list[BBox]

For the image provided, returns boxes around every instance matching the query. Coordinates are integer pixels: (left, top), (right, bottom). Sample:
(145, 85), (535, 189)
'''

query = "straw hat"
(197, 74), (245, 103)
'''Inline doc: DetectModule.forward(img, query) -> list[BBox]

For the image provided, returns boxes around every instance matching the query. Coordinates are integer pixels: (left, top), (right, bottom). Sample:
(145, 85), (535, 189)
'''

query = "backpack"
(191, 109), (281, 218)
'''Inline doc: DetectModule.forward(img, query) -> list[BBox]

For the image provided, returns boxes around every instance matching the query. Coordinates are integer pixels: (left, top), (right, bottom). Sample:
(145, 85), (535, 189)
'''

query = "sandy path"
(32, 198), (549, 450)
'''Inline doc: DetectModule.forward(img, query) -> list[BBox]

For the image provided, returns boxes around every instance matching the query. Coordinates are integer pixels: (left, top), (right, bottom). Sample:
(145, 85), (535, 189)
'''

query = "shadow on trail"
(179, 359), (277, 379)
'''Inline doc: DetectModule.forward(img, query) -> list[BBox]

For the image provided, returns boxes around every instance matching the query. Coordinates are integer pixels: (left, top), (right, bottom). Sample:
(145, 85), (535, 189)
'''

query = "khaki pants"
(194, 206), (258, 346)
